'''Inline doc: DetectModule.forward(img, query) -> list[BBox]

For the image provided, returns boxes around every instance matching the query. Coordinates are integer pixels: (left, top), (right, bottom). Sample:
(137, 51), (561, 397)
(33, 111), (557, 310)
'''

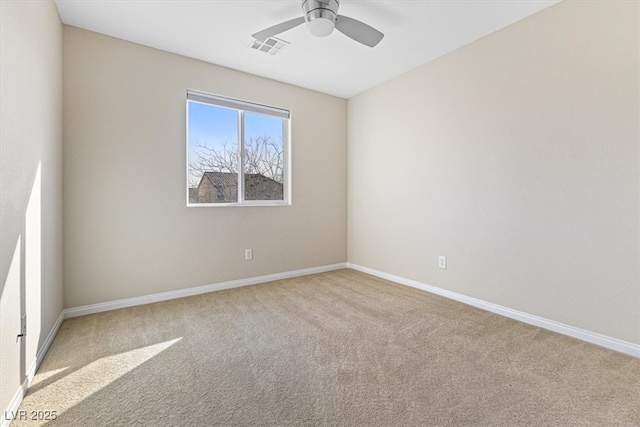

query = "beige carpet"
(14, 269), (640, 426)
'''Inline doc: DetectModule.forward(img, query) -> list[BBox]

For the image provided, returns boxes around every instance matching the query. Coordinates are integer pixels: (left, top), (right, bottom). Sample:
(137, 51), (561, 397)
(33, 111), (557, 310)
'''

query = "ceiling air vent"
(249, 37), (289, 56)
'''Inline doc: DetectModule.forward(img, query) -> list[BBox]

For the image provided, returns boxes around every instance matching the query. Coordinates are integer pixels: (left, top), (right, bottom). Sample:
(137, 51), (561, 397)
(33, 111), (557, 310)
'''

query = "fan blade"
(252, 17), (306, 41)
(335, 15), (384, 47)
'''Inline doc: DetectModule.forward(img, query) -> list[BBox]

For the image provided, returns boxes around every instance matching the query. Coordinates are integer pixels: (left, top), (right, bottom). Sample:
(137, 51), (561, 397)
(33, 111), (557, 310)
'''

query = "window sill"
(186, 201), (291, 208)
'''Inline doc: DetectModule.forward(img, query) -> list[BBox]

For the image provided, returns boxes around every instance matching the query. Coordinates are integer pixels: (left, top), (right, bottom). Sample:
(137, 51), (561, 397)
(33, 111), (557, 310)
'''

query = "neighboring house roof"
(200, 171), (282, 188)
(200, 171), (239, 188)
(196, 171), (283, 202)
(245, 173), (282, 189)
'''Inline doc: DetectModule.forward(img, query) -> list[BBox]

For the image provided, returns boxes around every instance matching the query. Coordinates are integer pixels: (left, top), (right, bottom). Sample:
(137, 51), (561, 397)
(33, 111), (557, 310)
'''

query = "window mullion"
(238, 110), (245, 204)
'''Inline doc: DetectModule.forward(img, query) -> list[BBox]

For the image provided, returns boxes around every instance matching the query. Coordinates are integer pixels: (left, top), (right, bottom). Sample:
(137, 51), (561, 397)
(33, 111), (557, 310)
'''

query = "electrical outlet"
(245, 249), (253, 260)
(438, 256), (446, 269)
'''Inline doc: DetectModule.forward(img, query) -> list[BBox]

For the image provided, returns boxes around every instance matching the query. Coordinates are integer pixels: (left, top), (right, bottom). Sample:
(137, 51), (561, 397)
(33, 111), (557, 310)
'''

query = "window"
(186, 90), (290, 206)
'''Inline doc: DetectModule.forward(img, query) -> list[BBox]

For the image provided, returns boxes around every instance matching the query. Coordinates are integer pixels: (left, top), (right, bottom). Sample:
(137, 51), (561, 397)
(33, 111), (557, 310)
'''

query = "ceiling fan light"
(307, 17), (335, 37)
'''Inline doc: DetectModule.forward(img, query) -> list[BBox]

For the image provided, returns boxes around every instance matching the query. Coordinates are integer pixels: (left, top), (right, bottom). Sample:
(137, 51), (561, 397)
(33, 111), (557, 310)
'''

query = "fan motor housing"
(302, 0), (340, 37)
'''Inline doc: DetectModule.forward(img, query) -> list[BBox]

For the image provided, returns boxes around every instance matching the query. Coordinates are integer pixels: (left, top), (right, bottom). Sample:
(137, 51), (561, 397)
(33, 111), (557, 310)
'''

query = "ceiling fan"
(252, 0), (384, 48)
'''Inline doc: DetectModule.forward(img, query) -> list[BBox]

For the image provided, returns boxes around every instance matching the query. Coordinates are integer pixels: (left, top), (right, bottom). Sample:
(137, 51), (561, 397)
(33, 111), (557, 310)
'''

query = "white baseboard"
(65, 263), (348, 318)
(2, 377), (28, 427)
(348, 263), (640, 359)
(2, 310), (65, 427)
(32, 311), (66, 379)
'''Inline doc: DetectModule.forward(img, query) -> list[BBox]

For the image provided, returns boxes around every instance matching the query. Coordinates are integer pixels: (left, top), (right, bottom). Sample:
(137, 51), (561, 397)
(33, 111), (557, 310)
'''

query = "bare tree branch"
(189, 135), (283, 188)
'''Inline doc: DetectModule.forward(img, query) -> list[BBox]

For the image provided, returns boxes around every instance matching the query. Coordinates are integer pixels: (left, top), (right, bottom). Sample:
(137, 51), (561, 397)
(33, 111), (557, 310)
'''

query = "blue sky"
(187, 101), (283, 163)
(188, 102), (237, 155)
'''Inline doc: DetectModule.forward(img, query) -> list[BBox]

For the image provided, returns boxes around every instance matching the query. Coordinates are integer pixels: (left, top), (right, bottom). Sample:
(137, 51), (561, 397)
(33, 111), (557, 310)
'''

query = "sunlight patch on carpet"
(21, 338), (182, 424)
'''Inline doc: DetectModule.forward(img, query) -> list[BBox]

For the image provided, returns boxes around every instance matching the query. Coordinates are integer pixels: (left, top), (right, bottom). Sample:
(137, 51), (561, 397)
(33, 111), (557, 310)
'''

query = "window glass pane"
(188, 101), (239, 204)
(243, 112), (285, 201)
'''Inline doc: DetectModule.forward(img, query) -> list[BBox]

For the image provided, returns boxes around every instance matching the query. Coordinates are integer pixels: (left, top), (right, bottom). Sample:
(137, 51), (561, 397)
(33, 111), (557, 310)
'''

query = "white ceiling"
(54, 0), (559, 99)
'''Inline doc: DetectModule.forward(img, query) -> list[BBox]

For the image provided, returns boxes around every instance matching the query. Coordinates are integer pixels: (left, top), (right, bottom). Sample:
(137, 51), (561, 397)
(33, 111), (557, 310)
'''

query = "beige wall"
(348, 1), (640, 344)
(0, 0), (64, 413)
(63, 27), (347, 308)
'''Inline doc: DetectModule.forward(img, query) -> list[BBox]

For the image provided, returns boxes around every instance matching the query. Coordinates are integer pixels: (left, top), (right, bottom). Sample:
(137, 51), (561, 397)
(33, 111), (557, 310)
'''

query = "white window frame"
(186, 90), (291, 207)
